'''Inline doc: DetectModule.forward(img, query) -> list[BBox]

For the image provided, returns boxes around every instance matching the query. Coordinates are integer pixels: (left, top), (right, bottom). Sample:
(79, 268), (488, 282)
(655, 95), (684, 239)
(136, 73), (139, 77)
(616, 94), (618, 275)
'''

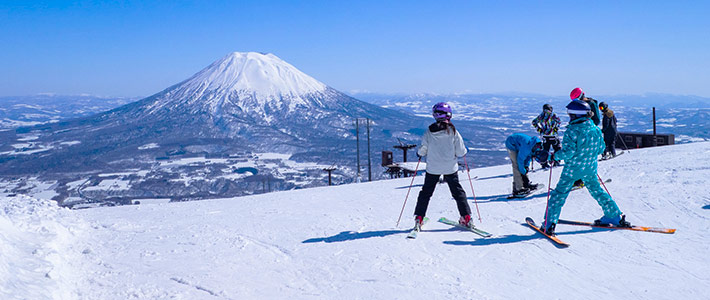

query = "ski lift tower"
(323, 166), (337, 186)
(393, 138), (417, 163)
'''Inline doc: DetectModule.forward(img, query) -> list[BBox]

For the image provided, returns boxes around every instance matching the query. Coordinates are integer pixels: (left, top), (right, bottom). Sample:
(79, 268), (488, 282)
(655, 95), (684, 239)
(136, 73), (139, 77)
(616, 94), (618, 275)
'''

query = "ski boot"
(540, 221), (557, 236)
(459, 214), (474, 229)
(573, 180), (584, 189)
(525, 183), (541, 191)
(594, 214), (631, 227)
(512, 187), (531, 197)
(414, 215), (425, 231)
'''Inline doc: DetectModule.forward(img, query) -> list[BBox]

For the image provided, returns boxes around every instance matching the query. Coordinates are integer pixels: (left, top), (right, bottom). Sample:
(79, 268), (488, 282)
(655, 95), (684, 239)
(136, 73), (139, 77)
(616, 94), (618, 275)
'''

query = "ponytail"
(436, 120), (456, 135)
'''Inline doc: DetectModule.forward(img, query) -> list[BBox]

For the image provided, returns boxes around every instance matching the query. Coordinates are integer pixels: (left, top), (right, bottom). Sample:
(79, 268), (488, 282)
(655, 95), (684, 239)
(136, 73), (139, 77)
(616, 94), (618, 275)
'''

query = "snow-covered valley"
(2, 141), (709, 299)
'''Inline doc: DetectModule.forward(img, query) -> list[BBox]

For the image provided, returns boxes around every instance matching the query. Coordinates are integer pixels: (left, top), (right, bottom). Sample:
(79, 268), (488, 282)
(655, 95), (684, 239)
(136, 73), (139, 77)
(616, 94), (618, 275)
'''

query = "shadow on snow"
(302, 227), (469, 244)
(444, 225), (597, 248)
(302, 229), (410, 243)
(302, 224), (602, 246)
(475, 173), (513, 181)
(395, 183), (424, 189)
(468, 191), (549, 203)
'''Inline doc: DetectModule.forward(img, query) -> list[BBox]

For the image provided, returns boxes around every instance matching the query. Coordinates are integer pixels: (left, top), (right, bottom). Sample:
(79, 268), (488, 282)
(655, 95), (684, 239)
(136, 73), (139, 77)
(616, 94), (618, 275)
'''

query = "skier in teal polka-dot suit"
(541, 97), (627, 235)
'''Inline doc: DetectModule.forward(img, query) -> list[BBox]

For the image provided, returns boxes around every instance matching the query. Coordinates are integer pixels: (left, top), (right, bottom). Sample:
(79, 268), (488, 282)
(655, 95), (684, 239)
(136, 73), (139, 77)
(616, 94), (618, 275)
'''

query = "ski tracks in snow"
(71, 203), (324, 299)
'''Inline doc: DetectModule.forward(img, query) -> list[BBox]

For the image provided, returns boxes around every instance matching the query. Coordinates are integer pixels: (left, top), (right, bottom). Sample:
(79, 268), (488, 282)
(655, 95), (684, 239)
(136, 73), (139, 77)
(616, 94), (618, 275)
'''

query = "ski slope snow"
(2, 142), (709, 299)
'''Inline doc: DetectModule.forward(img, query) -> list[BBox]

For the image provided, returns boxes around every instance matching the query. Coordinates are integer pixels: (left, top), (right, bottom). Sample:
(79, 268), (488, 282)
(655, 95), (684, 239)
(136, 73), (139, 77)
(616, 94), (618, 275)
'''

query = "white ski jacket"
(416, 123), (467, 175)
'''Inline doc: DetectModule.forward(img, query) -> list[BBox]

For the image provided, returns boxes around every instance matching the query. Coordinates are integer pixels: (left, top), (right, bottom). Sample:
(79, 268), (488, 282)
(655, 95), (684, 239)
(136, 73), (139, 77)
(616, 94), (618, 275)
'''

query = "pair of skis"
(406, 217), (492, 239)
(507, 184), (546, 199)
(599, 150), (625, 161)
(525, 217), (676, 247)
(407, 216), (676, 246)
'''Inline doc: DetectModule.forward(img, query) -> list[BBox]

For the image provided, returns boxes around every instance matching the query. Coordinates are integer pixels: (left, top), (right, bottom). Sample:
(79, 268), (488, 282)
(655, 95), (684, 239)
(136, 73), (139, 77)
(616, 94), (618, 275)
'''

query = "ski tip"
(647, 228), (676, 234)
(525, 217), (570, 248)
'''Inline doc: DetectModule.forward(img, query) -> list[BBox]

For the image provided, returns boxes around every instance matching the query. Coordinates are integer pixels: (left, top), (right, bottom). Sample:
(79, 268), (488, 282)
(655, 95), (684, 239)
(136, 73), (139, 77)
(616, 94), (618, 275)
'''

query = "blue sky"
(1, 1), (709, 97)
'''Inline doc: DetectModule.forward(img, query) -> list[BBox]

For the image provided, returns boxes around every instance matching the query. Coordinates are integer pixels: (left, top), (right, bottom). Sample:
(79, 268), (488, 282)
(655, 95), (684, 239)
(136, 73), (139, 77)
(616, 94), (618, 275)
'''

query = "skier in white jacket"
(413, 102), (473, 230)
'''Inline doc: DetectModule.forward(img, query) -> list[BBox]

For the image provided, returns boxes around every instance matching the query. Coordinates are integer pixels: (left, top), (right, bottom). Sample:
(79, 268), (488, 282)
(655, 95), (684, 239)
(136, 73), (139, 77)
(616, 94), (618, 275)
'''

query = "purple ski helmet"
(432, 102), (452, 121)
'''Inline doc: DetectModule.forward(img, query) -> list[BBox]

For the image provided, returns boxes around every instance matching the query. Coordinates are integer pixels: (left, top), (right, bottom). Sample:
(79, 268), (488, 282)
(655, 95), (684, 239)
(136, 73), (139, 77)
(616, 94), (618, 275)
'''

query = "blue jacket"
(505, 133), (541, 175)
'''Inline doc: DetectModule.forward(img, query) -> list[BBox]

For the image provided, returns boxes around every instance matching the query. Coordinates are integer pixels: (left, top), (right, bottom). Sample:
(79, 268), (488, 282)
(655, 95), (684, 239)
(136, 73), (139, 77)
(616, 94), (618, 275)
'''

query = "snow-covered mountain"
(150, 52), (328, 116)
(83, 52), (404, 145)
(129, 52), (360, 128)
(2, 53), (505, 203)
(2, 142), (708, 299)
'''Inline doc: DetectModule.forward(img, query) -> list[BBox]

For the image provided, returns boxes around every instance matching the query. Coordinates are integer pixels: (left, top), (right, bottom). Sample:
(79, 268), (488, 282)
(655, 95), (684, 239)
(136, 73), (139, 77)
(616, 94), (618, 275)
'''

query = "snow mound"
(0, 195), (88, 299)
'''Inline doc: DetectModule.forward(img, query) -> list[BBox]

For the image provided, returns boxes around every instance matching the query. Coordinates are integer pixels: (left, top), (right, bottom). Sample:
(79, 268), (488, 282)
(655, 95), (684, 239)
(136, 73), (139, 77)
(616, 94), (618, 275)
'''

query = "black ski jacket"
(602, 109), (617, 140)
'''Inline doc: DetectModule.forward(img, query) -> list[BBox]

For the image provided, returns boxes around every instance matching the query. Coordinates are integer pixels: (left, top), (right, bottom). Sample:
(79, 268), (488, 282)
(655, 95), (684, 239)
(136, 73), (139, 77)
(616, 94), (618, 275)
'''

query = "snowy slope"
(2, 142), (710, 299)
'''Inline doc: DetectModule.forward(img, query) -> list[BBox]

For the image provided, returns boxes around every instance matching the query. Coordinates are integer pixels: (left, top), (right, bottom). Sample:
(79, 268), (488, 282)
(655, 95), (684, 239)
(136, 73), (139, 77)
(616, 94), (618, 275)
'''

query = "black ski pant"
(414, 172), (471, 218)
(542, 135), (561, 154)
(604, 134), (616, 156)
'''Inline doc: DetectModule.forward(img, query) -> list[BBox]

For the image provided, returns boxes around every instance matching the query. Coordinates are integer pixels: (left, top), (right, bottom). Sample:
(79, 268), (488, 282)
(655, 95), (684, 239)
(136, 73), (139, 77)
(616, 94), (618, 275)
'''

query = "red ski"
(525, 217), (569, 248)
(557, 219), (676, 234)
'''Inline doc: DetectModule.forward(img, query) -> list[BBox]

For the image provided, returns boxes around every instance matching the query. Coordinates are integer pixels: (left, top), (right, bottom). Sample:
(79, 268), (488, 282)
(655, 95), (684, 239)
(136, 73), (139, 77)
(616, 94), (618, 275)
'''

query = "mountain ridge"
(0, 52), (463, 202)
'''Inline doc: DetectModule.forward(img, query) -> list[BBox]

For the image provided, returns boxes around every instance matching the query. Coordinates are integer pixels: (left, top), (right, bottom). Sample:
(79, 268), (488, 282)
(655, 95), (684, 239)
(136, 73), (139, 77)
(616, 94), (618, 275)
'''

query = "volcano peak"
(179, 52), (327, 98)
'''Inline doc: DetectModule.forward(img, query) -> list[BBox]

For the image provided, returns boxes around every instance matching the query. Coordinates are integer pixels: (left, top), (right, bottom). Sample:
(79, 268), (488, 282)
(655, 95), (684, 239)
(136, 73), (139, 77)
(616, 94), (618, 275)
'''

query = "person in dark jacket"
(599, 102), (618, 158)
(532, 104), (562, 168)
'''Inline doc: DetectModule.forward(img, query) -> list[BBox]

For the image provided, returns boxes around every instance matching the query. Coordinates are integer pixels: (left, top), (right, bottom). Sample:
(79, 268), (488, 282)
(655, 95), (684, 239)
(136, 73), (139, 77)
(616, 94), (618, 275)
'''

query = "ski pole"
(463, 155), (482, 222)
(543, 158), (554, 228)
(615, 131), (630, 151)
(598, 173), (612, 198)
(396, 158), (421, 227)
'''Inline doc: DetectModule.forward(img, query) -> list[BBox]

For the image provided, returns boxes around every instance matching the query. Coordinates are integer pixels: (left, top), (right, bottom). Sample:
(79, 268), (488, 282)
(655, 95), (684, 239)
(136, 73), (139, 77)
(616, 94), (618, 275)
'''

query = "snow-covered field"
(2, 142), (709, 299)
